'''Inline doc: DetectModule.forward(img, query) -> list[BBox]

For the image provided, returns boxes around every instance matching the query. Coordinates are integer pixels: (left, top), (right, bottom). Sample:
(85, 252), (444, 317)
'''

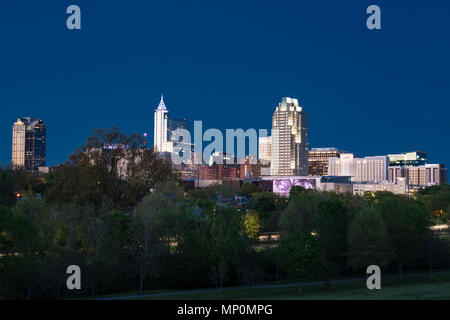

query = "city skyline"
(6, 92), (448, 170)
(1, 1), (449, 167)
(1, 1), (450, 304)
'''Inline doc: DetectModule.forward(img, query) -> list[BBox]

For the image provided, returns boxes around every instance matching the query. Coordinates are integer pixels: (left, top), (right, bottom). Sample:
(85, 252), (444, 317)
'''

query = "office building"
(153, 94), (173, 153)
(389, 164), (447, 186)
(258, 136), (271, 176)
(388, 166), (407, 183)
(270, 97), (308, 176)
(353, 177), (409, 196)
(12, 117), (46, 172)
(240, 155), (260, 179)
(388, 151), (427, 167)
(198, 163), (240, 180)
(258, 136), (271, 163)
(308, 147), (347, 176)
(328, 154), (388, 183)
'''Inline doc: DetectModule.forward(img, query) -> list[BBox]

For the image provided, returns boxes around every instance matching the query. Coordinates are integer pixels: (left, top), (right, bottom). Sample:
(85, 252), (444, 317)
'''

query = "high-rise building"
(328, 153), (388, 183)
(270, 97), (308, 176)
(153, 95), (190, 155)
(153, 94), (173, 153)
(258, 136), (271, 163)
(12, 117), (46, 172)
(258, 136), (271, 176)
(388, 151), (427, 166)
(168, 117), (189, 141)
(308, 147), (347, 176)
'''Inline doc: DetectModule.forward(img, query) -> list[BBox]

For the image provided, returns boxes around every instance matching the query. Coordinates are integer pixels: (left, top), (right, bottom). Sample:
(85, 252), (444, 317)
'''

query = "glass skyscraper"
(12, 117), (46, 172)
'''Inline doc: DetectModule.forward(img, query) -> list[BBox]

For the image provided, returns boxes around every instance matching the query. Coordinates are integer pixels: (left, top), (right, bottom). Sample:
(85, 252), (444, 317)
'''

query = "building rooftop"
(156, 94), (167, 111)
(310, 147), (339, 152)
(15, 117), (44, 126)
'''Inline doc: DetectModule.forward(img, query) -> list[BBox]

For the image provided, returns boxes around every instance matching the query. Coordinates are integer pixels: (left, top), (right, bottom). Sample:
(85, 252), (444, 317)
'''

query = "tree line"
(0, 128), (449, 299)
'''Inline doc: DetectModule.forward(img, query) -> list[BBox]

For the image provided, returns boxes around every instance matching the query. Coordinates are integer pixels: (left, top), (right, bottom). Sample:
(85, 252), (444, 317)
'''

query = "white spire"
(156, 93), (167, 111)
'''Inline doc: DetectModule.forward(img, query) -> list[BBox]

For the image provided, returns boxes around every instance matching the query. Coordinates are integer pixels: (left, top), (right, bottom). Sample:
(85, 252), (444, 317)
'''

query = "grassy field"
(93, 271), (450, 300)
(271, 276), (450, 300)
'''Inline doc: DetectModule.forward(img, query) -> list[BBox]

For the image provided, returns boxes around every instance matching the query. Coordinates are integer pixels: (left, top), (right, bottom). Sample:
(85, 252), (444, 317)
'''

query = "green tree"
(278, 231), (326, 293)
(88, 210), (133, 294)
(243, 210), (261, 240)
(125, 149), (176, 200)
(250, 192), (284, 232)
(240, 248), (264, 287)
(422, 230), (447, 280)
(0, 168), (16, 207)
(417, 185), (450, 222)
(375, 195), (430, 277)
(239, 182), (259, 198)
(347, 207), (393, 272)
(45, 127), (173, 213)
(209, 206), (247, 295)
(172, 204), (214, 289)
(131, 192), (175, 292)
(315, 198), (349, 285)
(0, 204), (42, 299)
(289, 186), (305, 197)
(280, 190), (328, 235)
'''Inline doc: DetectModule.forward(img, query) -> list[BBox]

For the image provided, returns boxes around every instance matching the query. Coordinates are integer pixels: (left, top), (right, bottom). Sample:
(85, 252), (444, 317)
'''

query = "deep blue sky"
(1, 0), (449, 167)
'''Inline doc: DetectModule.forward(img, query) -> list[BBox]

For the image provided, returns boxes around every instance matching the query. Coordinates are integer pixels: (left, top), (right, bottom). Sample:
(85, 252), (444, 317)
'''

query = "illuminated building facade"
(308, 147), (347, 176)
(240, 155), (260, 179)
(388, 151), (427, 167)
(353, 177), (409, 196)
(270, 97), (308, 176)
(258, 136), (271, 176)
(12, 117), (46, 172)
(258, 136), (272, 163)
(388, 164), (447, 186)
(328, 154), (388, 183)
(153, 94), (173, 153)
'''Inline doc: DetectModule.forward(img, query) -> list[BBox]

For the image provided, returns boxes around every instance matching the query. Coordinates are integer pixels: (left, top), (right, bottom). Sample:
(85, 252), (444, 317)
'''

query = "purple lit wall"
(273, 178), (316, 195)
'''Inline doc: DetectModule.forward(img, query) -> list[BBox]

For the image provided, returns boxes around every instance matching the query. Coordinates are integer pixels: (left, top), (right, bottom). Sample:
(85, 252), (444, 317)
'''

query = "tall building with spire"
(12, 117), (46, 172)
(270, 97), (308, 176)
(153, 94), (173, 153)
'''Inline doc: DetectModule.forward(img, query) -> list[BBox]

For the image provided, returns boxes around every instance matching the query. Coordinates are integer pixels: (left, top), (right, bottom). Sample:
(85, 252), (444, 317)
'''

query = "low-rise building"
(260, 175), (410, 197)
(260, 175), (352, 197)
(388, 164), (447, 186)
(239, 155), (260, 179)
(353, 177), (409, 196)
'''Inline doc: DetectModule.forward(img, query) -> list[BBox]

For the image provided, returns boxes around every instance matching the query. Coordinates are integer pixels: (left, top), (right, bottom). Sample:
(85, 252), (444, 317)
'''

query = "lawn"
(271, 279), (450, 300)
(100, 271), (450, 300)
